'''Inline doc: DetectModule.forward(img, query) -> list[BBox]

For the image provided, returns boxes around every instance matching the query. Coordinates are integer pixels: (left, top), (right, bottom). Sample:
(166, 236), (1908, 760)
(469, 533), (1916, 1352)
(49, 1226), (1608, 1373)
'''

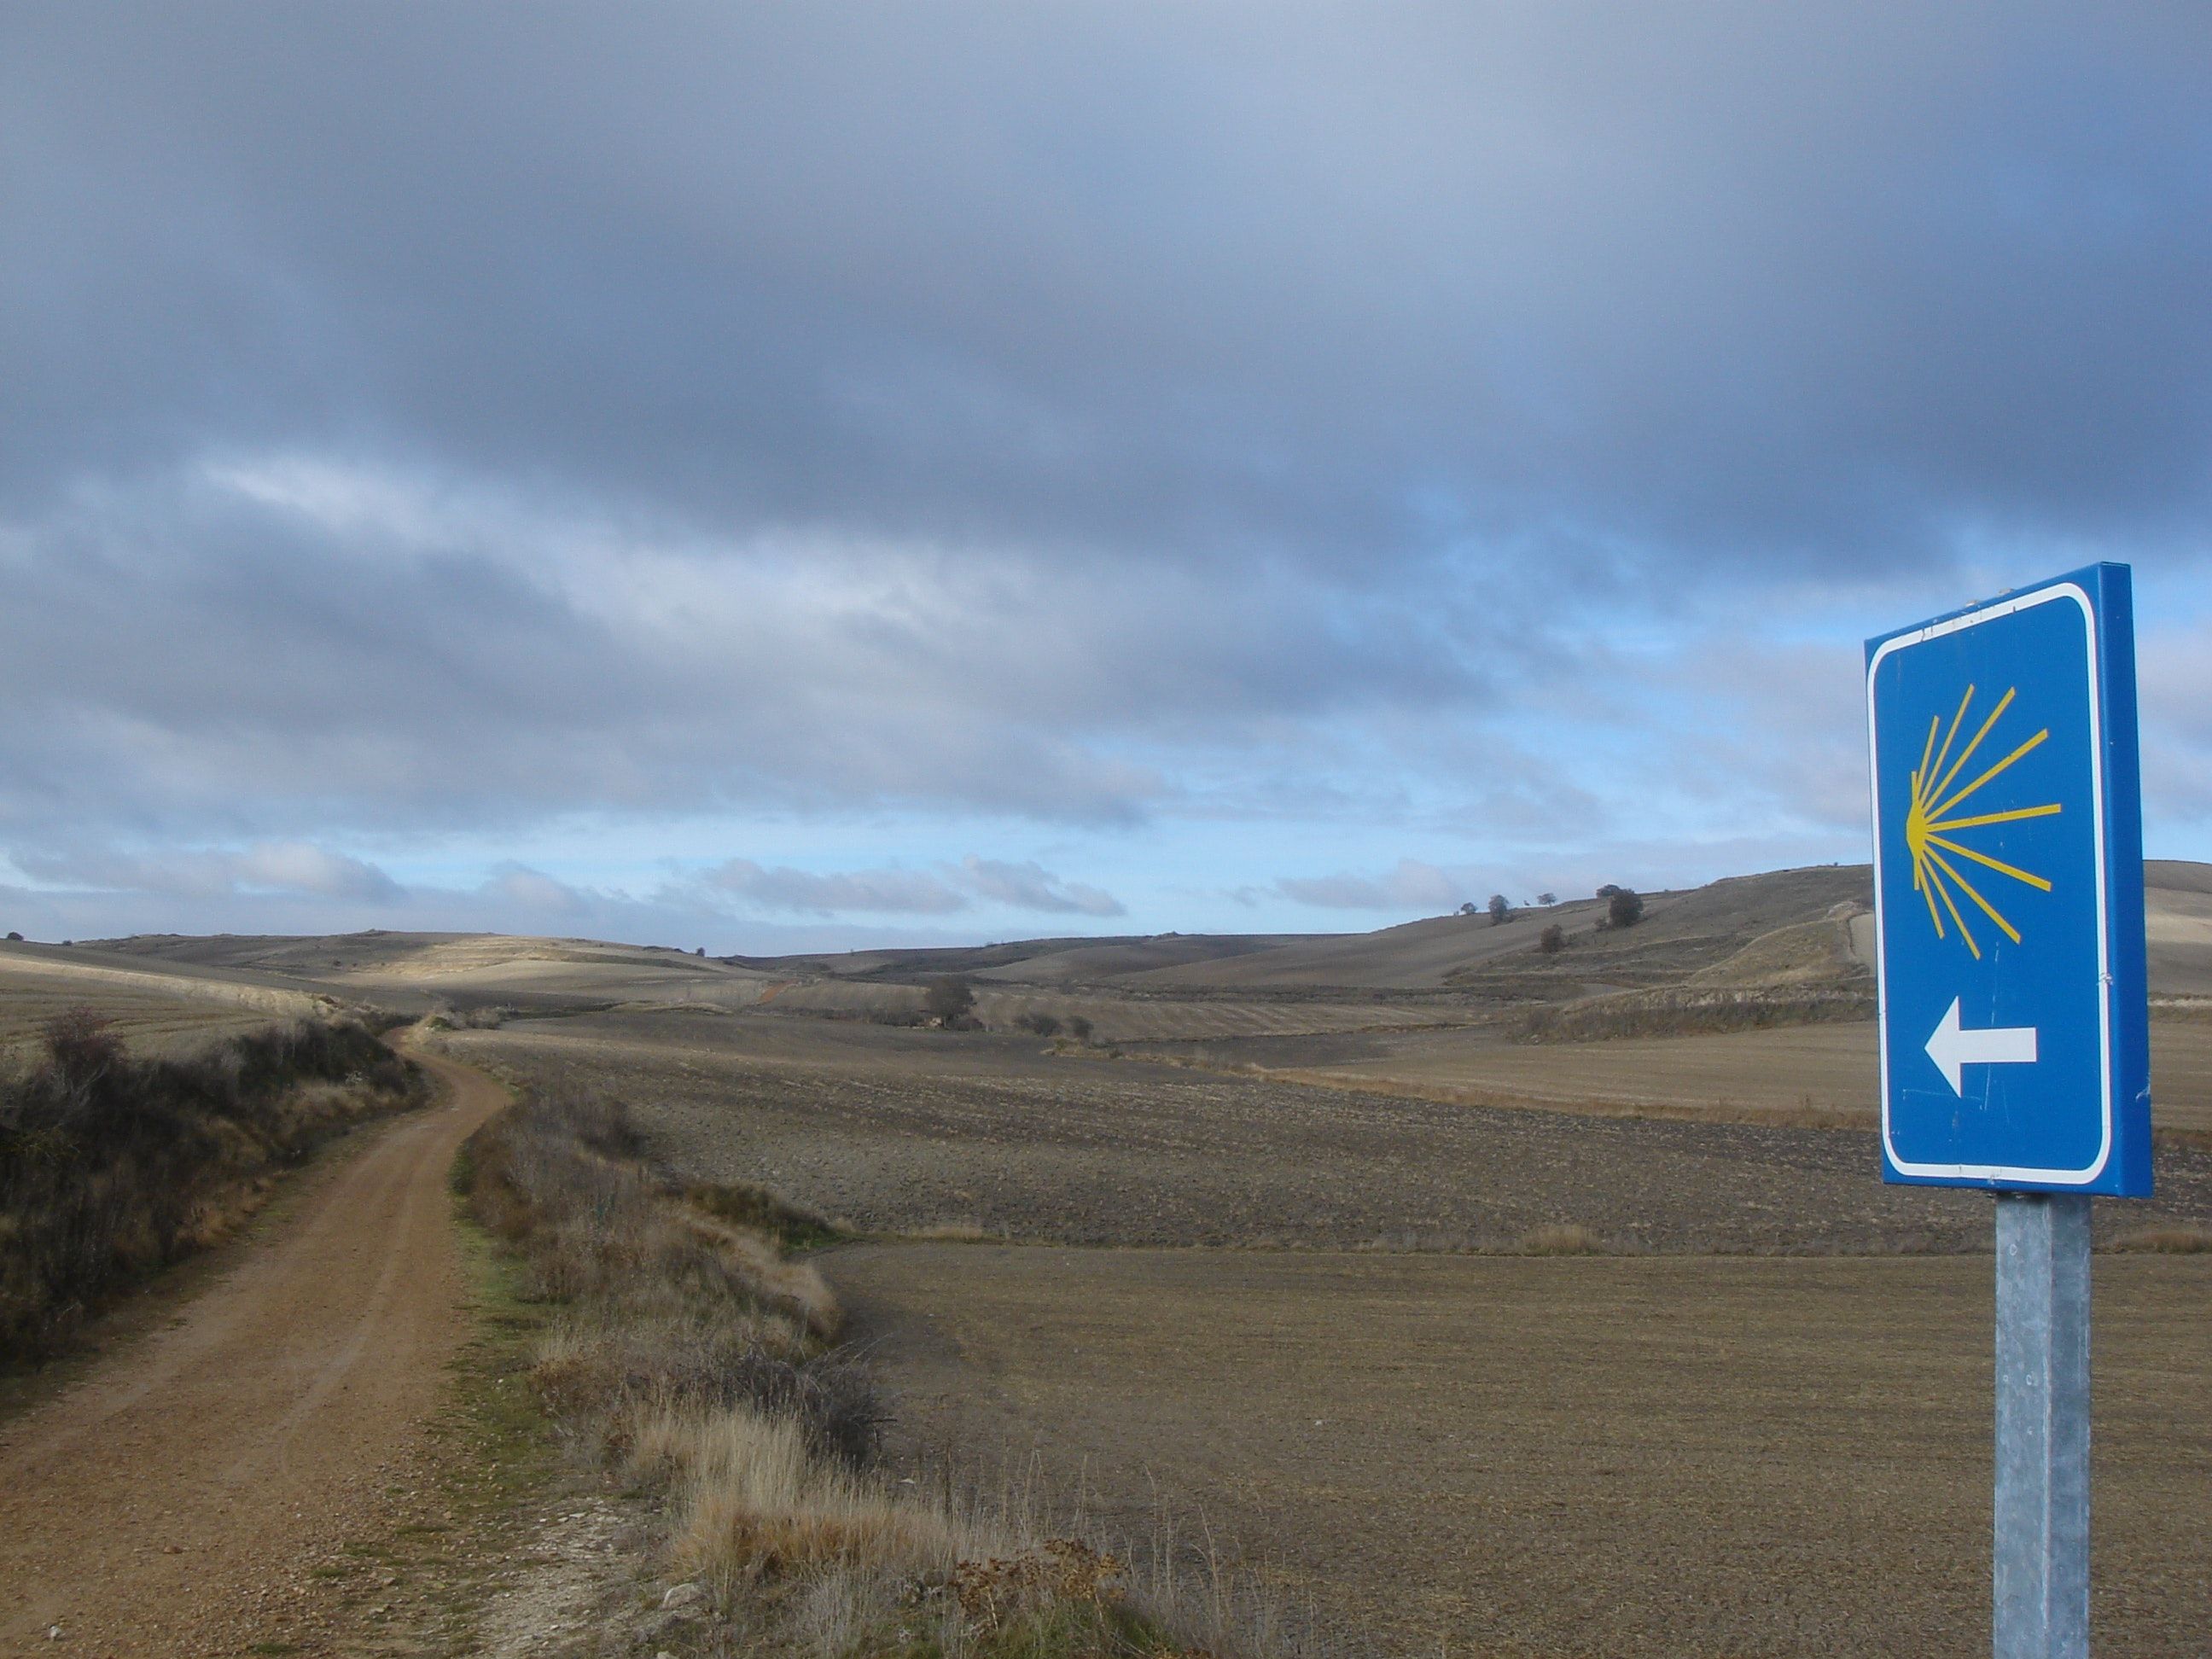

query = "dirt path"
(0, 1046), (504, 1656)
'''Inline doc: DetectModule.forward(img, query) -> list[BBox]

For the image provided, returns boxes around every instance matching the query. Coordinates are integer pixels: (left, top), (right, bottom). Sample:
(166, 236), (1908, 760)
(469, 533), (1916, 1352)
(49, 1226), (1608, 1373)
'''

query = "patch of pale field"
(835, 1243), (2212, 1659)
(1191, 1016), (2212, 1139)
(0, 951), (325, 1057)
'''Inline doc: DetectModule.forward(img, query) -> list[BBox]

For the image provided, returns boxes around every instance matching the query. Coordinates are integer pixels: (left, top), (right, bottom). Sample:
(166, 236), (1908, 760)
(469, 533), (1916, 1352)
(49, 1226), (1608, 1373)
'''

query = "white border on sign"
(1866, 581), (2112, 1185)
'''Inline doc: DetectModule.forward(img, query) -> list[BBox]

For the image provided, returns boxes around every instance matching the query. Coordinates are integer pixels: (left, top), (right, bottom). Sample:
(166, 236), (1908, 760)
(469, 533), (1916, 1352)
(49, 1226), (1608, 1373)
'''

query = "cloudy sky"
(4, 4), (2209, 950)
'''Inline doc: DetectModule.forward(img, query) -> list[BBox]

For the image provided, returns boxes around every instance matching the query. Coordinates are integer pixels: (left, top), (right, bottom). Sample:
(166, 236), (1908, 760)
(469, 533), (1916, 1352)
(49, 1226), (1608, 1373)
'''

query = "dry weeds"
(2107, 1223), (2212, 1253)
(460, 1079), (1318, 1659)
(1516, 1223), (1604, 1255)
(911, 1220), (993, 1243)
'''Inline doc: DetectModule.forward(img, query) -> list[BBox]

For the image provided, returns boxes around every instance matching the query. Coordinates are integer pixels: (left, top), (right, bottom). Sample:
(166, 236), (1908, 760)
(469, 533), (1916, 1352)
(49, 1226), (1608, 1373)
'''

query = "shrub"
(686, 1179), (844, 1252)
(1065, 1015), (1093, 1044)
(924, 976), (977, 1027)
(1607, 888), (1644, 928)
(1017, 1011), (1062, 1038)
(1538, 923), (1566, 955)
(0, 1012), (425, 1360)
(1521, 1223), (1602, 1255)
(1487, 894), (1510, 926)
(460, 1083), (871, 1461)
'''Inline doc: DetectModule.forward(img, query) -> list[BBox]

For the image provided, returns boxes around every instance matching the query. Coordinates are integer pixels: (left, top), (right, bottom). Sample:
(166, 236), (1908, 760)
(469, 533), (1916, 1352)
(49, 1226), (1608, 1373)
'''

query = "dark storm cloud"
(3, 3), (2209, 859)
(11, 5), (2207, 567)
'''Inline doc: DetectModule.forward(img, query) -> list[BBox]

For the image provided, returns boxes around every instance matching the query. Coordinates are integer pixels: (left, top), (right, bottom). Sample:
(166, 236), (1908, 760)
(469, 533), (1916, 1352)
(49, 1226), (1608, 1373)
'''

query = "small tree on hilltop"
(1596, 882), (1621, 899)
(924, 975), (976, 1027)
(1607, 888), (1644, 929)
(1539, 923), (1566, 954)
(1458, 901), (1479, 916)
(1487, 894), (1510, 926)
(1536, 892), (1557, 907)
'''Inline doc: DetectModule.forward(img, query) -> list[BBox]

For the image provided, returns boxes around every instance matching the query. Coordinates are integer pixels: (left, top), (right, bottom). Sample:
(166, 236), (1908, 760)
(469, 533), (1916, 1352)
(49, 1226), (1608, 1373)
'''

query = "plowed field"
(835, 1243), (2212, 1659)
(445, 1010), (2212, 1254)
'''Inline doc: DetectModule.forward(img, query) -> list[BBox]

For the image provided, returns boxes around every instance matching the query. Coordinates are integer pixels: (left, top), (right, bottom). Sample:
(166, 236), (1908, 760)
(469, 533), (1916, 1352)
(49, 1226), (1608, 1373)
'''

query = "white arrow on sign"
(1924, 996), (2039, 1097)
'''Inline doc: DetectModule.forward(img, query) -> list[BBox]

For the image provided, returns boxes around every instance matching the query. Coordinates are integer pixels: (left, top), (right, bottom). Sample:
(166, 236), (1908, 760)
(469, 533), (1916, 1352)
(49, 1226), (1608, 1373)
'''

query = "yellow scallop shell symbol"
(1905, 684), (2061, 959)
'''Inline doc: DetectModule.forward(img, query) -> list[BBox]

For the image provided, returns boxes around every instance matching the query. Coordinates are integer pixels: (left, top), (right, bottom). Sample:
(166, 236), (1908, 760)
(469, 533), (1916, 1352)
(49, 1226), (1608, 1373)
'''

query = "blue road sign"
(1866, 563), (2151, 1195)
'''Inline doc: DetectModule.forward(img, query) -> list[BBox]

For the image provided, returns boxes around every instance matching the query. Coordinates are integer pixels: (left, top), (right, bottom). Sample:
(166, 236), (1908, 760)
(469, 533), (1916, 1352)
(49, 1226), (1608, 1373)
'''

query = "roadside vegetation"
(1516, 984), (1877, 1043)
(0, 1008), (426, 1362)
(457, 1078), (1314, 1659)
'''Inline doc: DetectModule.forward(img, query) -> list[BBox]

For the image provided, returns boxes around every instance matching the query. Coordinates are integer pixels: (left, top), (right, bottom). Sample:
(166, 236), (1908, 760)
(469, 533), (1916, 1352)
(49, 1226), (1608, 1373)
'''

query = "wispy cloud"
(697, 855), (1124, 918)
(1276, 859), (1463, 912)
(703, 861), (970, 917)
(16, 841), (402, 904)
(958, 857), (1124, 917)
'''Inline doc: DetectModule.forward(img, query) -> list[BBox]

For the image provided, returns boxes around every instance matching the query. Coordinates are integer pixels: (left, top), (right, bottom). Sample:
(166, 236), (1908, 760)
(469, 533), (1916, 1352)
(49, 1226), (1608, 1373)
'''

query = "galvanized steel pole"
(1993, 1192), (2093, 1658)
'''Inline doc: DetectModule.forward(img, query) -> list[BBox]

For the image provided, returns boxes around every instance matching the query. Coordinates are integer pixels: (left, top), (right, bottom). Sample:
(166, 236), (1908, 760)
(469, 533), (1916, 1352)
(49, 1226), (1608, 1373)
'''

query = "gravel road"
(0, 1047), (502, 1656)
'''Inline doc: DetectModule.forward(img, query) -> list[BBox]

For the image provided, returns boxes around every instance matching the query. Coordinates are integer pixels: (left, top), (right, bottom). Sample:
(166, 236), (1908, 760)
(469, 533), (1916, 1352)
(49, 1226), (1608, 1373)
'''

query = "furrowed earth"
(7, 860), (2208, 1656)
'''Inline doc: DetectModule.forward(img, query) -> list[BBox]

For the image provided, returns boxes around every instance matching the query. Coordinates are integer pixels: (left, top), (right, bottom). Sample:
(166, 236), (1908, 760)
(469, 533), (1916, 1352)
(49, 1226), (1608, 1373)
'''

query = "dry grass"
(2107, 1223), (2212, 1254)
(1518, 1223), (1604, 1255)
(639, 1402), (970, 1586)
(911, 1220), (992, 1243)
(1516, 984), (1876, 1044)
(459, 1079), (1322, 1659)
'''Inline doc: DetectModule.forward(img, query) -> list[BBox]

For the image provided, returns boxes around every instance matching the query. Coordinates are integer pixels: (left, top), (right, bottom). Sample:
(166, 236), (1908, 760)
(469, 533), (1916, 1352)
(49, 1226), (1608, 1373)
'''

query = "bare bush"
(1520, 1223), (1604, 1255)
(924, 976), (977, 1028)
(0, 1013), (425, 1360)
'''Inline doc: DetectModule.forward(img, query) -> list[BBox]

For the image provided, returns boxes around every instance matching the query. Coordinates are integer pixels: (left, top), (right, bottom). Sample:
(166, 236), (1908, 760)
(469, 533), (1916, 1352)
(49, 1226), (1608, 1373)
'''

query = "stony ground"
(449, 1010), (2212, 1253)
(834, 1243), (2212, 1659)
(444, 1007), (2212, 1656)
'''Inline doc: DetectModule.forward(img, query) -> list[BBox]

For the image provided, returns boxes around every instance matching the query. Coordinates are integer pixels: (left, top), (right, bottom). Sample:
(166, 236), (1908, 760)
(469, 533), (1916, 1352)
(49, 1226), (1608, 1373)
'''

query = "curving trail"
(0, 1045), (504, 1656)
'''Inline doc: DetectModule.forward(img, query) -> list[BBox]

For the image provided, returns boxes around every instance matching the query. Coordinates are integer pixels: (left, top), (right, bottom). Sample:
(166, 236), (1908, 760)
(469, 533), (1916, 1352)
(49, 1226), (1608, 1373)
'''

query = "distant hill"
(70, 859), (2212, 1017)
(85, 929), (776, 1015)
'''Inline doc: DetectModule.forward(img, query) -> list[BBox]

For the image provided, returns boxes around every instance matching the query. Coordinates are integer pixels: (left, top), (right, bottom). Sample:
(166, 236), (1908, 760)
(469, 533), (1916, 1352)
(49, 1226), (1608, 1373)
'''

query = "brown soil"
(0, 1047), (504, 1656)
(1160, 1015), (2212, 1139)
(835, 1243), (2212, 1659)
(447, 1011), (2212, 1254)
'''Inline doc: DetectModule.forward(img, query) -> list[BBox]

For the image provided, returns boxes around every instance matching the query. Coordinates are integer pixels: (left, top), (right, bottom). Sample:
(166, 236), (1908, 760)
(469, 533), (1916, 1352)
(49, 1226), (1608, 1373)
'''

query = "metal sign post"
(1866, 564), (2151, 1659)
(1994, 1193), (2091, 1656)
